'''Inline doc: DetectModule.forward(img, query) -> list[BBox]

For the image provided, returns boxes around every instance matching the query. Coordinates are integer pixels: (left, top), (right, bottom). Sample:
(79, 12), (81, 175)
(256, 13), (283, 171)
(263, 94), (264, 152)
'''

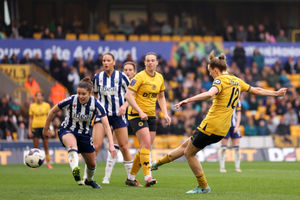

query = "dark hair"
(123, 61), (137, 71)
(145, 52), (158, 60)
(35, 91), (43, 97)
(78, 77), (93, 92)
(104, 52), (115, 61)
(208, 51), (228, 72)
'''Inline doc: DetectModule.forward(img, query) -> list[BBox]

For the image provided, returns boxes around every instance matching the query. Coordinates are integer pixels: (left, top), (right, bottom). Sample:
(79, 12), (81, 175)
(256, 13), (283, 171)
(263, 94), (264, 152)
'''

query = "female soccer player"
(102, 61), (137, 184)
(28, 92), (52, 169)
(91, 53), (133, 183)
(125, 52), (171, 187)
(219, 100), (242, 173)
(43, 77), (116, 188)
(151, 51), (286, 193)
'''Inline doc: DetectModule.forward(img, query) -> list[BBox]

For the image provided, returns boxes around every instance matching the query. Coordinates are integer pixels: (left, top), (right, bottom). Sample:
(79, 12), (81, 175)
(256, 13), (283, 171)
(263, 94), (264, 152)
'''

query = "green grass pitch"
(1, 161), (300, 200)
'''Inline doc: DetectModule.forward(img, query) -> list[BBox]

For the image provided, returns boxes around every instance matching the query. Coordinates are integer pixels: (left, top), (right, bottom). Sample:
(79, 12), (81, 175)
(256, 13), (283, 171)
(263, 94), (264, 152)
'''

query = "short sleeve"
(93, 74), (99, 94)
(58, 96), (72, 109)
(239, 78), (251, 92)
(212, 78), (222, 93)
(122, 72), (130, 87)
(29, 105), (33, 116)
(95, 99), (107, 118)
(160, 75), (165, 92)
(128, 74), (143, 92)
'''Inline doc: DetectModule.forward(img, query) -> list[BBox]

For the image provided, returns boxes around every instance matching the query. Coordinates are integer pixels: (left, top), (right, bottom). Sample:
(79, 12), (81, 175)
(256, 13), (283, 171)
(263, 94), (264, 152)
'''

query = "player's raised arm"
(249, 87), (287, 97)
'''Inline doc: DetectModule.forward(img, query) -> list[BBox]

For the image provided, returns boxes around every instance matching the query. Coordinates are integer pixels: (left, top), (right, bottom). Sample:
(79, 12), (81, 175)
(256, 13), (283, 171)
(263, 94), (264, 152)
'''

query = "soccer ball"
(25, 148), (45, 168)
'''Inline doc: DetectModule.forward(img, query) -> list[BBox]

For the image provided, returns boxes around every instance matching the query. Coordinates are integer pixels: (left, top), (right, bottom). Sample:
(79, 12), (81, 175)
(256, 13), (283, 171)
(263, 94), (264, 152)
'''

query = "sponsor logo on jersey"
(152, 84), (156, 90)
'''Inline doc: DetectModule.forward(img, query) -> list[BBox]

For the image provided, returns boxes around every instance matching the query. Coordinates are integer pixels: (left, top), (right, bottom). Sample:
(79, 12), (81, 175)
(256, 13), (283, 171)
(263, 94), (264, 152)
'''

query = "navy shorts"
(224, 126), (241, 139)
(191, 129), (224, 149)
(58, 128), (95, 153)
(94, 114), (128, 130)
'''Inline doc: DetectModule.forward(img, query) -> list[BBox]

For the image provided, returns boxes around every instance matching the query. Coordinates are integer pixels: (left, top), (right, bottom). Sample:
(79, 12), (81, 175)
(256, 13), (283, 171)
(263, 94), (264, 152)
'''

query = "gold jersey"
(127, 70), (165, 120)
(29, 102), (50, 128)
(198, 74), (250, 136)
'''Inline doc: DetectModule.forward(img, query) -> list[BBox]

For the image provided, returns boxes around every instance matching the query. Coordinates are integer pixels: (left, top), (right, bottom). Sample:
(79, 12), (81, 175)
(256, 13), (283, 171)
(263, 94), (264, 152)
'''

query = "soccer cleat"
(151, 161), (159, 171)
(125, 178), (142, 187)
(186, 186), (211, 194)
(220, 168), (227, 173)
(46, 163), (53, 169)
(144, 177), (157, 187)
(235, 168), (242, 173)
(102, 177), (110, 184)
(84, 179), (102, 189)
(78, 179), (85, 186)
(72, 167), (81, 183)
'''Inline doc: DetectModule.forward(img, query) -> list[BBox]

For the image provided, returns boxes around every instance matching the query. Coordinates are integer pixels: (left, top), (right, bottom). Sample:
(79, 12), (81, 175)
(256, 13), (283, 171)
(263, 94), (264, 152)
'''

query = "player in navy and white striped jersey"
(43, 77), (116, 188)
(90, 53), (133, 184)
(219, 100), (242, 173)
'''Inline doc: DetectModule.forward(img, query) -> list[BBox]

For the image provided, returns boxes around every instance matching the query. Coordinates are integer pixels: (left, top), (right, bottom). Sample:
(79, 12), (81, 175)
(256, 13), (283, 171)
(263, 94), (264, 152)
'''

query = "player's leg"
(42, 136), (53, 169)
(32, 128), (40, 148)
(232, 137), (241, 172)
(184, 140), (210, 194)
(82, 152), (101, 189)
(102, 132), (119, 184)
(151, 137), (191, 170)
(83, 121), (105, 181)
(61, 133), (81, 184)
(219, 138), (228, 173)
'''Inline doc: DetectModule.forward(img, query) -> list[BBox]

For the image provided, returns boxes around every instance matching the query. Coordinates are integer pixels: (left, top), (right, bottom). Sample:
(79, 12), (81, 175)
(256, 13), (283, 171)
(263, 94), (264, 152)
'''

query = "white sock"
(233, 146), (240, 169)
(86, 166), (96, 181)
(83, 164), (88, 180)
(68, 148), (79, 171)
(123, 160), (133, 175)
(219, 146), (226, 169)
(103, 147), (119, 179)
(128, 173), (136, 181)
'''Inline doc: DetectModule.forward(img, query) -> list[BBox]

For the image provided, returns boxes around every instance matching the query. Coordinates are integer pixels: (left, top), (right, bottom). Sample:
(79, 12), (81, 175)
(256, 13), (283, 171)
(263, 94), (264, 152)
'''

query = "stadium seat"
(161, 35), (171, 41)
(104, 34), (115, 41)
(65, 33), (77, 40)
(150, 35), (161, 41)
(290, 125), (300, 137)
(88, 34), (100, 41)
(213, 35), (223, 42)
(171, 35), (182, 42)
(33, 32), (42, 39)
(192, 35), (203, 42)
(181, 35), (192, 41)
(167, 135), (185, 148)
(139, 34), (150, 41)
(203, 36), (213, 42)
(153, 135), (168, 149)
(79, 33), (89, 40)
(128, 34), (139, 41)
(115, 34), (126, 41)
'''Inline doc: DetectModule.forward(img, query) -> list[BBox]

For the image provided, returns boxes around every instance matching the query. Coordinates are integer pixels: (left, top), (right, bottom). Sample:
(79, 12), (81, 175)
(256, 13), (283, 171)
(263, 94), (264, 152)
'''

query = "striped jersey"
(58, 95), (106, 135)
(231, 100), (241, 127)
(93, 70), (130, 116)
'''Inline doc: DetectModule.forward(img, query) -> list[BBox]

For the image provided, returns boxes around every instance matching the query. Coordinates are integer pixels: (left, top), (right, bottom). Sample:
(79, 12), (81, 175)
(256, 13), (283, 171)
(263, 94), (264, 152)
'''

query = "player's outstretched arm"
(249, 87), (287, 97)
(174, 86), (218, 109)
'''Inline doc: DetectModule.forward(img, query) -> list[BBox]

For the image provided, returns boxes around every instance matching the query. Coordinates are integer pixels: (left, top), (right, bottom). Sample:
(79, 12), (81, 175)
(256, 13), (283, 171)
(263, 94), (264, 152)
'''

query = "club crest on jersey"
(152, 84), (157, 90)
(213, 79), (221, 85)
(73, 104), (76, 108)
(130, 79), (137, 86)
(138, 122), (144, 126)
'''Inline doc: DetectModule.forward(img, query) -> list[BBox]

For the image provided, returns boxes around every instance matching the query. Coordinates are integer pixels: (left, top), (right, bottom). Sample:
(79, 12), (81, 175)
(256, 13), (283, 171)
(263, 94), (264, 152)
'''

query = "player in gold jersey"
(151, 51), (287, 194)
(28, 92), (52, 169)
(125, 52), (171, 187)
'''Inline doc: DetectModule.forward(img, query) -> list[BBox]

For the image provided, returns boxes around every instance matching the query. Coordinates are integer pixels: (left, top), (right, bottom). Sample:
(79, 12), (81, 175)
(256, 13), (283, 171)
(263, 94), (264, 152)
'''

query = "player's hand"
(117, 105), (126, 116)
(28, 130), (33, 138)
(234, 126), (239, 133)
(164, 115), (171, 126)
(276, 88), (287, 97)
(42, 128), (50, 138)
(174, 99), (188, 109)
(139, 111), (148, 120)
(109, 145), (117, 158)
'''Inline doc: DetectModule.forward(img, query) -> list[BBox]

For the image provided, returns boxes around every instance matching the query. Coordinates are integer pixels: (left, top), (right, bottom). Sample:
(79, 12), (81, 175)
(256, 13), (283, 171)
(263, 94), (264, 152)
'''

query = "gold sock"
(195, 172), (208, 189)
(46, 154), (50, 163)
(130, 151), (141, 175)
(140, 148), (151, 176)
(157, 154), (172, 166)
